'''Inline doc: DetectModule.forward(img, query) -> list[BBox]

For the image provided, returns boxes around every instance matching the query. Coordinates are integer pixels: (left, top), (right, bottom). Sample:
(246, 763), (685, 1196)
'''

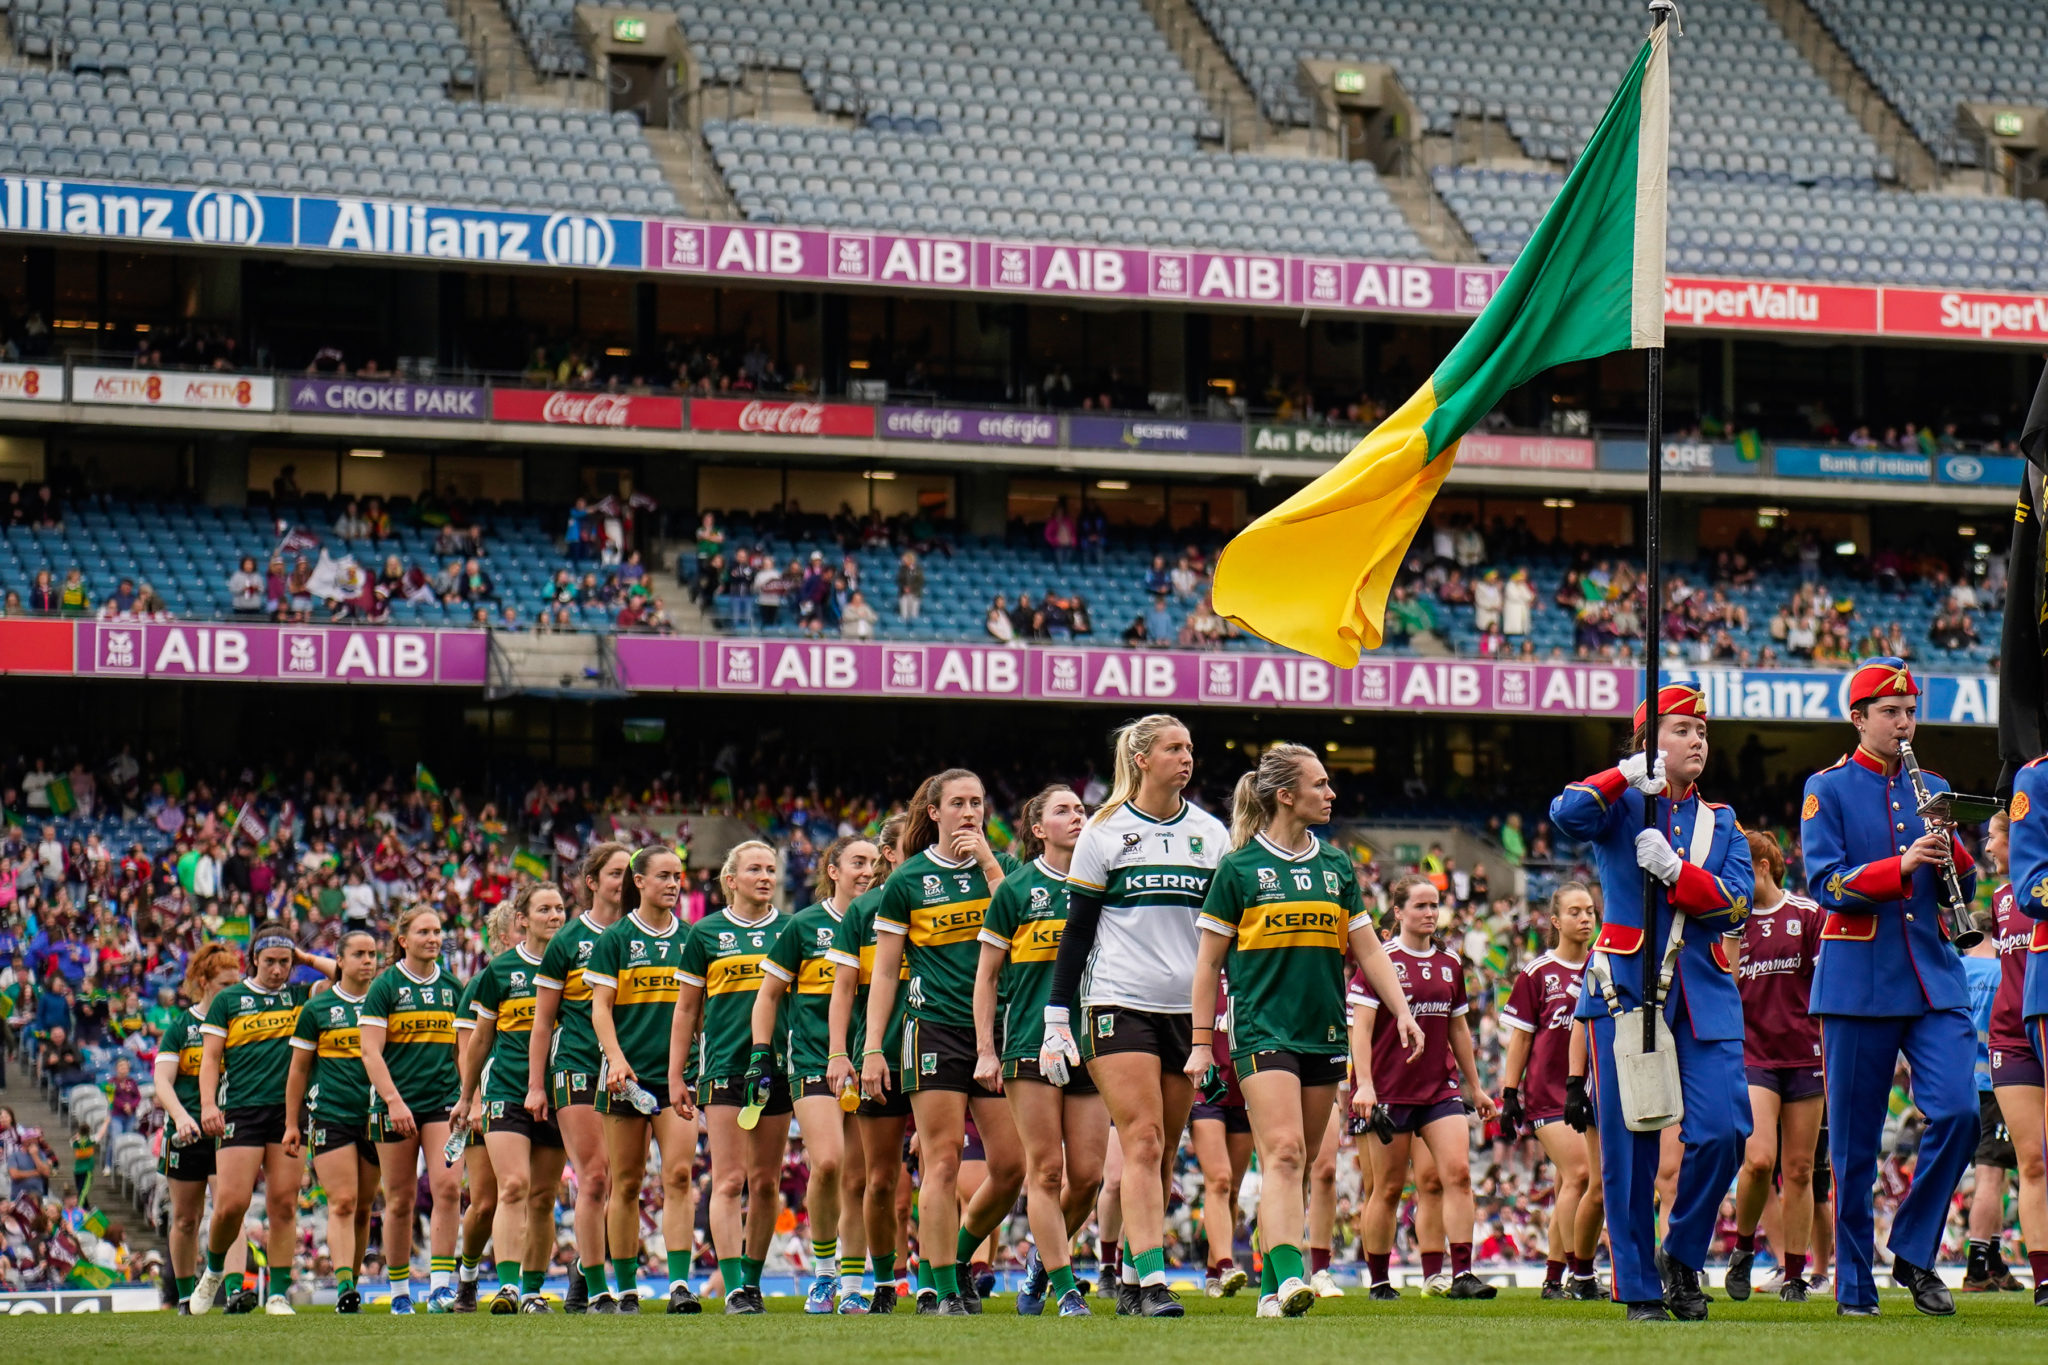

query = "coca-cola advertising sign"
(689, 398), (876, 438)
(490, 389), (683, 429)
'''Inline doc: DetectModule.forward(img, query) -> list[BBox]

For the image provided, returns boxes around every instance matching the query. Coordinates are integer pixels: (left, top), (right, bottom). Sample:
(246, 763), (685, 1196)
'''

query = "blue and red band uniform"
(1549, 683), (1753, 1308)
(1800, 657), (1978, 1314)
(2000, 755), (2048, 1134)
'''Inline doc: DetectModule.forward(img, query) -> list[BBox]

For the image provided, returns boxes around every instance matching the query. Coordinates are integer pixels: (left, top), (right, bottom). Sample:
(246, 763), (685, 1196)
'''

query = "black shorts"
(700, 1074), (793, 1116)
(159, 1134), (217, 1182)
(857, 1071), (912, 1119)
(1812, 1114), (1832, 1202)
(550, 1068), (599, 1111)
(1079, 1006), (1192, 1065)
(1191, 1101), (1250, 1133)
(1976, 1091), (2017, 1170)
(369, 1103), (453, 1144)
(900, 1019), (1000, 1098)
(794, 1074), (840, 1102)
(1235, 1049), (1349, 1088)
(1002, 1056), (1100, 1097)
(1383, 1097), (1466, 1135)
(309, 1120), (378, 1165)
(597, 1081), (676, 1118)
(1991, 1046), (2046, 1089)
(486, 1100), (565, 1149)
(219, 1104), (288, 1149)
(1746, 1064), (1826, 1103)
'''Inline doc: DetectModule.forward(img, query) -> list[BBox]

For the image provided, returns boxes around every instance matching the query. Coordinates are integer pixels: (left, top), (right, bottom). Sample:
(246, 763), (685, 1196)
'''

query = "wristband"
(861, 1048), (887, 1057)
(1190, 1029), (1214, 1041)
(827, 1051), (849, 1061)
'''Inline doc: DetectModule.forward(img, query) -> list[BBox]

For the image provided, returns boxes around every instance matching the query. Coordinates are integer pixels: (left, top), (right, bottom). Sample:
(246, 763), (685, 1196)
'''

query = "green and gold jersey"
(470, 943), (547, 1107)
(583, 911), (684, 1080)
(160, 1006), (207, 1113)
(978, 857), (1072, 1063)
(201, 978), (307, 1109)
(1196, 833), (1368, 1058)
(290, 984), (370, 1125)
(534, 912), (613, 1080)
(829, 883), (906, 1066)
(762, 900), (845, 1079)
(877, 847), (1018, 1029)
(679, 906), (786, 1082)
(360, 962), (462, 1111)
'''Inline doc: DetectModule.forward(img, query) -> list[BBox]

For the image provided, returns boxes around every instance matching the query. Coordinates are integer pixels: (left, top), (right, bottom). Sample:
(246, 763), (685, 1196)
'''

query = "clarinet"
(1896, 740), (1983, 950)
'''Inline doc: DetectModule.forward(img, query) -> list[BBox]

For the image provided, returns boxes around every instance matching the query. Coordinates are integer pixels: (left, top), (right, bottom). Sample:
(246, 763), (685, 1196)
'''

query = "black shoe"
(177, 1302), (192, 1315)
(564, 1275), (590, 1315)
(1993, 1267), (2026, 1292)
(1446, 1272), (1497, 1300)
(1663, 1260), (1709, 1321)
(1569, 1275), (1603, 1301)
(335, 1288), (361, 1314)
(1115, 1281), (1142, 1316)
(1778, 1278), (1809, 1304)
(724, 1286), (765, 1315)
(1541, 1281), (1570, 1300)
(935, 1293), (969, 1316)
(1838, 1303), (1879, 1317)
(915, 1288), (941, 1315)
(975, 1267), (997, 1298)
(1724, 1249), (1753, 1302)
(2033, 1284), (2048, 1309)
(224, 1287), (259, 1314)
(1368, 1283), (1401, 1301)
(667, 1281), (701, 1314)
(617, 1291), (640, 1314)
(591, 1291), (619, 1315)
(1138, 1284), (1184, 1317)
(1626, 1300), (1672, 1321)
(869, 1284), (899, 1314)
(959, 1272), (982, 1314)
(1891, 1257), (1955, 1317)
(454, 1277), (480, 1313)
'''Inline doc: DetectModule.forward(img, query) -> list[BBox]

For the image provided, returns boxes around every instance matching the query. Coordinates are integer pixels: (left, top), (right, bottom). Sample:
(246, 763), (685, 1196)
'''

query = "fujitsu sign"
(689, 397), (876, 438)
(489, 389), (683, 429)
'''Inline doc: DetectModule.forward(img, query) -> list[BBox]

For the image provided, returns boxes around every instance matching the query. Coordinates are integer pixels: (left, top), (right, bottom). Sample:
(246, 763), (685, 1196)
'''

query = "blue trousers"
(1821, 1008), (1976, 1311)
(1587, 1011), (1748, 1303)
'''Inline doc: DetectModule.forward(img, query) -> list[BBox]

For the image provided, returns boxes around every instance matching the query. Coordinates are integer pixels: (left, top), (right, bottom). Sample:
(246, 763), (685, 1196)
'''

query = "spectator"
(1120, 615), (1149, 647)
(796, 553), (832, 636)
(1930, 605), (1978, 652)
(57, 569), (90, 616)
(1503, 569), (1535, 639)
(839, 590), (878, 639)
(1044, 498), (1077, 567)
(1170, 554), (1203, 602)
(1078, 502), (1107, 566)
(463, 558), (495, 602)
(1472, 569), (1504, 633)
(332, 500), (368, 539)
(986, 596), (1016, 644)
(754, 555), (788, 628)
(1143, 593), (1176, 646)
(896, 551), (925, 621)
(1143, 555), (1172, 597)
(97, 578), (139, 621)
(227, 557), (264, 614)
(41, 1025), (86, 1091)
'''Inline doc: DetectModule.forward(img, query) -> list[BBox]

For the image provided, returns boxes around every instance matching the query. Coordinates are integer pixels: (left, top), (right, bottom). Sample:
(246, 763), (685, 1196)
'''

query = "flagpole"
(1640, 0), (1673, 1057)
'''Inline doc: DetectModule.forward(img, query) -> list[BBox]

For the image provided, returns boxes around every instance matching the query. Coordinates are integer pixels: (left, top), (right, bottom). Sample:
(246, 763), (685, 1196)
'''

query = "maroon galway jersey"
(1990, 882), (2031, 1054)
(1351, 942), (1466, 1107)
(1500, 951), (1586, 1118)
(1733, 891), (1824, 1069)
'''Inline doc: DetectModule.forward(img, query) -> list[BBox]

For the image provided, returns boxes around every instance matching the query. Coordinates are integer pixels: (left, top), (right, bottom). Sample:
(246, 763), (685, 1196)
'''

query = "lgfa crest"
(923, 874), (943, 894)
(1030, 886), (1051, 910)
(1257, 867), (1279, 890)
(718, 931), (738, 951)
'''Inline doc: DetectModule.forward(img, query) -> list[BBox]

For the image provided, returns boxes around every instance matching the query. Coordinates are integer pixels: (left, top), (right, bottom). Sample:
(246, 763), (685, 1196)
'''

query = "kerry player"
(285, 929), (382, 1313)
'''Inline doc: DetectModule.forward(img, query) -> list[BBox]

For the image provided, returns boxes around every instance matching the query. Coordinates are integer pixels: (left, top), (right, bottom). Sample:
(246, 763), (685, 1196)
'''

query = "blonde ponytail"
(1091, 713), (1188, 825)
(1228, 742), (1318, 849)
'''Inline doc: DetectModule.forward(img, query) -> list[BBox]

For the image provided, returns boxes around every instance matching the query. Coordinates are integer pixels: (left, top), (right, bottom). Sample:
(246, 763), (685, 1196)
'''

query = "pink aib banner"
(77, 622), (487, 684)
(612, 637), (1637, 717)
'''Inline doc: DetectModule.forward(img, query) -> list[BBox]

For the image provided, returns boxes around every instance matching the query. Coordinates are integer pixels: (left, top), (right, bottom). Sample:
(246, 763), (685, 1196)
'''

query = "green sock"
(497, 1259), (520, 1291)
(522, 1269), (546, 1296)
(1269, 1243), (1305, 1284)
(1261, 1257), (1278, 1296)
(812, 1237), (838, 1270)
(336, 1268), (355, 1295)
(741, 1255), (763, 1289)
(268, 1269), (288, 1299)
(839, 1254), (864, 1280)
(916, 1259), (935, 1291)
(668, 1250), (691, 1283)
(226, 1271), (245, 1295)
(581, 1262), (609, 1296)
(1132, 1246), (1167, 1285)
(935, 1262), (960, 1296)
(719, 1257), (744, 1293)
(956, 1226), (980, 1265)
(204, 1248), (226, 1275)
(612, 1257), (639, 1293)
(176, 1274), (197, 1301)
(1050, 1264), (1077, 1297)
(873, 1251), (896, 1284)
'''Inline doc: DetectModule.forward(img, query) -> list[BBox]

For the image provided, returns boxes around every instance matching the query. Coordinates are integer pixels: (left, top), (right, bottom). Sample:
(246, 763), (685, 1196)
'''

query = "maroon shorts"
(1745, 1064), (1825, 1103)
(1990, 1046), (2046, 1089)
(1383, 1097), (1466, 1134)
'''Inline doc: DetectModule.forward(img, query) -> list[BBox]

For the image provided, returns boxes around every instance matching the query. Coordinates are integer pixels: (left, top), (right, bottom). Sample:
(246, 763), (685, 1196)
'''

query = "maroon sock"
(1735, 1232), (1756, 1254)
(1567, 1253), (1590, 1278)
(1545, 1258), (1564, 1285)
(1450, 1243), (1473, 1276)
(1366, 1252), (1391, 1286)
(1214, 1256), (1234, 1274)
(1783, 1252), (1806, 1285)
(2031, 1250), (2048, 1288)
(1309, 1247), (1331, 1274)
(1421, 1250), (1444, 1278)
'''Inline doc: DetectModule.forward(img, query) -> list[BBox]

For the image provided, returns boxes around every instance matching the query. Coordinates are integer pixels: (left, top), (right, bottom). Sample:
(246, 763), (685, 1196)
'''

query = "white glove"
(1039, 1005), (1080, 1087)
(1619, 751), (1667, 795)
(1635, 828), (1684, 886)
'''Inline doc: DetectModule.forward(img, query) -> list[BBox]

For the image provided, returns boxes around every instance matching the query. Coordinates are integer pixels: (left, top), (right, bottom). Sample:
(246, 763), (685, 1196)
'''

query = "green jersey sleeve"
(677, 919), (712, 986)
(762, 918), (805, 981)
(359, 969), (394, 1024)
(535, 929), (575, 989)
(875, 869), (913, 933)
(1338, 858), (1371, 929)
(292, 1001), (322, 1045)
(981, 875), (1023, 948)
(583, 928), (624, 991)
(471, 958), (506, 1017)
(1197, 860), (1247, 934)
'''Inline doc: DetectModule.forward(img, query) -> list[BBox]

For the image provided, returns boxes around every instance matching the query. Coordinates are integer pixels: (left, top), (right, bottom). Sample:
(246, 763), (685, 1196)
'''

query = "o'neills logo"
(540, 392), (633, 425)
(738, 400), (825, 434)
(1664, 281), (1821, 326)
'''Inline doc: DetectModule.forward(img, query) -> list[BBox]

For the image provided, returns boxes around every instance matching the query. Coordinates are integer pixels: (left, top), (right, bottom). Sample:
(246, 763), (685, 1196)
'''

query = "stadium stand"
(0, 0), (679, 213)
(1806, 0), (2048, 164)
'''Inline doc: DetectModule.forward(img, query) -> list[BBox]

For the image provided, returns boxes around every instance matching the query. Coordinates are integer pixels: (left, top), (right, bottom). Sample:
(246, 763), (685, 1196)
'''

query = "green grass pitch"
(7, 1291), (2043, 1365)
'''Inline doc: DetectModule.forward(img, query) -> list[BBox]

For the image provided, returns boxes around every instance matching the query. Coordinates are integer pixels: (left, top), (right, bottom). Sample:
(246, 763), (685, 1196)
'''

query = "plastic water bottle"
(442, 1129), (467, 1164)
(838, 1077), (861, 1113)
(620, 1079), (661, 1116)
